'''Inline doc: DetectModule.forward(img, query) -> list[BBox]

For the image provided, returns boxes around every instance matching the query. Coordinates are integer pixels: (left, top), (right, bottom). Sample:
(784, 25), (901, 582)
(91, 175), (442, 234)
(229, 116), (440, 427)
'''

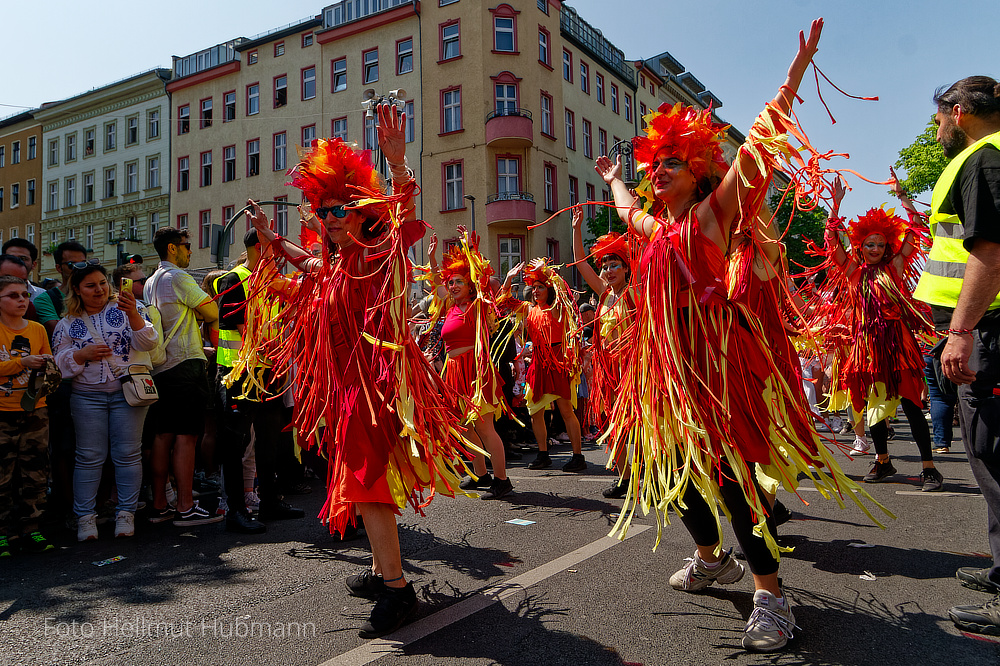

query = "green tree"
(769, 192), (828, 270)
(584, 203), (627, 242)
(894, 117), (950, 196)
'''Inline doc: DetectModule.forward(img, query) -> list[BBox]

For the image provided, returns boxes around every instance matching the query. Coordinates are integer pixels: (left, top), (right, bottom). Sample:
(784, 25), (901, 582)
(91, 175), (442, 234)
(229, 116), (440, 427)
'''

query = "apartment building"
(34, 69), (172, 281)
(0, 112), (44, 276)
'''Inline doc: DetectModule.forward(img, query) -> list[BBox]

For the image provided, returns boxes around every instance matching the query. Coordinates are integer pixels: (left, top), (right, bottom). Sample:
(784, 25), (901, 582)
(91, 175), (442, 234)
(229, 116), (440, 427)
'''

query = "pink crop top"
(441, 305), (476, 353)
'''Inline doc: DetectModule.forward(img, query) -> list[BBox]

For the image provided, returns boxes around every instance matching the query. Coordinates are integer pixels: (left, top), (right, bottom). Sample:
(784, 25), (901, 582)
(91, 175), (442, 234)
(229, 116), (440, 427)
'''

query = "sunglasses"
(0, 291), (31, 301)
(172, 242), (192, 251)
(314, 205), (349, 219)
(64, 259), (102, 270)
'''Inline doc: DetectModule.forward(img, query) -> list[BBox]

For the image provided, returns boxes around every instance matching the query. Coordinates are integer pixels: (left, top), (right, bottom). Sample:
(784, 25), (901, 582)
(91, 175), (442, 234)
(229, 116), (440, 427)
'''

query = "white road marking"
(895, 491), (983, 497)
(318, 525), (652, 666)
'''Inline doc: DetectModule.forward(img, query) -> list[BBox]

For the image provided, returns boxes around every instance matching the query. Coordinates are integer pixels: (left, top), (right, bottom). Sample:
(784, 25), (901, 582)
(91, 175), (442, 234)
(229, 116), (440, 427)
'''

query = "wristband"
(947, 328), (973, 336)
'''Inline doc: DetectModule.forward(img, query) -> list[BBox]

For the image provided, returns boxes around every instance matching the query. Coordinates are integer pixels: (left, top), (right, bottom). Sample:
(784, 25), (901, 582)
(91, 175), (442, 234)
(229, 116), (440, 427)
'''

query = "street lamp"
(464, 194), (476, 232)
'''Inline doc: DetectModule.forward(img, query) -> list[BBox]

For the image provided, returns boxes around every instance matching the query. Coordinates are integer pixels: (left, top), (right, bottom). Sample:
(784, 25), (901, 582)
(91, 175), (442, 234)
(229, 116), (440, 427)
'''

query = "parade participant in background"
(812, 175), (943, 491)
(248, 103), (476, 638)
(426, 229), (512, 500)
(499, 258), (586, 473)
(571, 208), (636, 498)
(52, 265), (158, 540)
(596, 19), (887, 652)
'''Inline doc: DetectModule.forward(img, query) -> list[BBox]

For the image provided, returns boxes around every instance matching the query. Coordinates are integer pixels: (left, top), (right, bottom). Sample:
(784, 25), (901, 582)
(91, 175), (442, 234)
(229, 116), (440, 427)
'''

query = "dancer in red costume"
(499, 259), (587, 473)
(425, 228), (512, 500)
(570, 207), (636, 498)
(814, 174), (944, 491)
(596, 19), (887, 652)
(247, 103), (476, 638)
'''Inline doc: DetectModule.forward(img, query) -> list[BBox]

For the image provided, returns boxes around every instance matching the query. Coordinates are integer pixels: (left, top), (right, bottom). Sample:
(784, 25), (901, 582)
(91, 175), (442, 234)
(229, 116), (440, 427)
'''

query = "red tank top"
(441, 305), (476, 353)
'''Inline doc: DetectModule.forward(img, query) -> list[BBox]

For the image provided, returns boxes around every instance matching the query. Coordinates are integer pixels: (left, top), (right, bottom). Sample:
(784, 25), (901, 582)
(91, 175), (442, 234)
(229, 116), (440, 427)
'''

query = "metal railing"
(487, 191), (534, 204)
(486, 108), (532, 121)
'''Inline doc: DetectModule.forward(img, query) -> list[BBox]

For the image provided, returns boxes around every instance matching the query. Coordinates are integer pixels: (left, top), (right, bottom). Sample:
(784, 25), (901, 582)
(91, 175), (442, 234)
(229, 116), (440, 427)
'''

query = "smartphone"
(120, 277), (133, 294)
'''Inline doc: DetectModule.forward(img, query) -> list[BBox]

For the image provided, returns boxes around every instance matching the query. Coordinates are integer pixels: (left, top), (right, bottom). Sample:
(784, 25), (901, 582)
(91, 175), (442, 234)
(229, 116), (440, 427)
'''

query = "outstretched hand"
(506, 261), (524, 281)
(376, 102), (406, 166)
(594, 155), (622, 186)
(428, 234), (438, 260)
(247, 200), (277, 242)
(888, 166), (906, 198)
(298, 204), (323, 236)
(832, 176), (846, 212)
(571, 207), (583, 231)
(798, 18), (823, 64)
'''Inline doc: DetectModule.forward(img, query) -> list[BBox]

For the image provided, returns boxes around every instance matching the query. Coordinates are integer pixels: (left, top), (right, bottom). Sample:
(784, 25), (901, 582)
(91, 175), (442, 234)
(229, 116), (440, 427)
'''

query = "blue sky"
(4, 0), (997, 217)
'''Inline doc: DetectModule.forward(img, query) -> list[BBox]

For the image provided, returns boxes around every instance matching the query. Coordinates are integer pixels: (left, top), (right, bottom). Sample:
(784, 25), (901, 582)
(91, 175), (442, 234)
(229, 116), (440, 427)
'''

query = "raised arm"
(571, 208), (608, 294)
(426, 234), (448, 300)
(595, 155), (653, 238)
(824, 177), (856, 276)
(378, 103), (416, 225)
(248, 200), (322, 274)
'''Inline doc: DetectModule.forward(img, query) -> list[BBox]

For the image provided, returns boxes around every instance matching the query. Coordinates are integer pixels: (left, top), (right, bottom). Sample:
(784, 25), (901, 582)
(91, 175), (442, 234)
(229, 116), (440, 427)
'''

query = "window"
(494, 16), (515, 52)
(301, 125), (316, 148)
(199, 210), (211, 248)
(223, 91), (236, 122)
(84, 129), (95, 156)
(128, 216), (139, 240)
(580, 62), (590, 94)
(495, 81), (518, 115)
(543, 163), (556, 211)
(540, 92), (553, 137)
(178, 105), (190, 134)
(497, 157), (519, 194)
(177, 214), (188, 231)
(274, 197), (288, 236)
(247, 84), (260, 115)
(596, 73), (605, 104)
(247, 140), (260, 177)
(440, 22), (460, 61)
(48, 182), (58, 211)
(66, 177), (76, 206)
(248, 50), (258, 65)
(83, 173), (95, 202)
(149, 212), (159, 239)
(274, 41), (285, 57)
(273, 132), (286, 171)
(104, 167), (115, 198)
(396, 38), (413, 74)
(442, 88), (462, 133)
(105, 122), (117, 150)
(301, 67), (316, 100)
(538, 28), (550, 66)
(0, 146), (3, 167)
(26, 180), (34, 206)
(11, 183), (18, 207)
(66, 134), (77, 161)
(147, 109), (160, 138)
(363, 49), (378, 84)
(223, 146), (236, 182)
(586, 183), (596, 218)
(332, 118), (347, 141)
(0, 188), (3, 211)
(405, 101), (415, 143)
(28, 137), (36, 160)
(364, 115), (377, 151)
(568, 176), (579, 205)
(274, 75), (287, 108)
(147, 156), (159, 188)
(582, 119), (593, 158)
(640, 102), (648, 128)
(537, 0), (548, 12)
(84, 224), (92, 248)
(125, 162), (138, 193)
(222, 207), (235, 241)
(26, 224), (34, 244)
(562, 49), (573, 82)
(624, 93), (632, 122)
(599, 128), (607, 157)
(127, 116), (139, 144)
(12, 141), (20, 164)
(498, 235), (523, 277)
(302, 32), (313, 47)
(332, 58), (347, 92)
(546, 238), (559, 262)
(611, 83), (619, 114)
(443, 161), (463, 211)
(178, 157), (189, 191)
(200, 151), (212, 187)
(48, 139), (59, 166)
(565, 110), (576, 150)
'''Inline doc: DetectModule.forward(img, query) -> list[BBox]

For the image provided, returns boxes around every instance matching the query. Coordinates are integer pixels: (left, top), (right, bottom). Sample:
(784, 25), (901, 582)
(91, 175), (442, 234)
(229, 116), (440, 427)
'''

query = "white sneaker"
(669, 549), (745, 591)
(827, 416), (844, 432)
(77, 514), (98, 542)
(850, 437), (872, 455)
(244, 490), (261, 511)
(742, 589), (797, 652)
(115, 511), (135, 538)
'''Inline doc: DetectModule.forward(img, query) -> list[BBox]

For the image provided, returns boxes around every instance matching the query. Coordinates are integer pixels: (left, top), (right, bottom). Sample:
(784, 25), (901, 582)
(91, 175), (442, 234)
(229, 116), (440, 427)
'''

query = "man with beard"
(913, 75), (1000, 636)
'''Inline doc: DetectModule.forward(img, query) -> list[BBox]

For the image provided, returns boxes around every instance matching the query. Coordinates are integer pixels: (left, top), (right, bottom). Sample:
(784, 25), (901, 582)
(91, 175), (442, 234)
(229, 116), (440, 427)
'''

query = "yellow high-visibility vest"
(913, 130), (1000, 309)
(214, 264), (251, 368)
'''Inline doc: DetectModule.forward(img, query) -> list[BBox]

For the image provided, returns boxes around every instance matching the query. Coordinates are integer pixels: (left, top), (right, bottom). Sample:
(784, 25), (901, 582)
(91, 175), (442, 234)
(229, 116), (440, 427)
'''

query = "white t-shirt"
(143, 261), (209, 374)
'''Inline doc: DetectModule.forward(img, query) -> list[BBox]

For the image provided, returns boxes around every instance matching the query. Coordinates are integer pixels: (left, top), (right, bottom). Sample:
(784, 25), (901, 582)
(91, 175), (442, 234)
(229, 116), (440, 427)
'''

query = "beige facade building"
(34, 70), (172, 281)
(0, 112), (44, 274)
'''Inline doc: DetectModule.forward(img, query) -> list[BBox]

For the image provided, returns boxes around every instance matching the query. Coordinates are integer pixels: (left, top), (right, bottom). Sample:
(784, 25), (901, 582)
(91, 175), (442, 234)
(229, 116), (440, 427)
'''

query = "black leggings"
(677, 464), (779, 576)
(870, 397), (933, 461)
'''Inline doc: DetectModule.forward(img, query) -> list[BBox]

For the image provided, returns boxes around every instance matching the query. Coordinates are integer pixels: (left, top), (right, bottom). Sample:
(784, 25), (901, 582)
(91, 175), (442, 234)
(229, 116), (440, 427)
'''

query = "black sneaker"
(561, 454), (587, 473)
(863, 459), (897, 483)
(949, 594), (1000, 636)
(346, 569), (386, 600)
(358, 583), (418, 639)
(257, 499), (306, 520)
(920, 467), (944, 492)
(172, 501), (224, 527)
(527, 452), (552, 470)
(20, 531), (55, 554)
(958, 567), (1000, 594)
(148, 505), (177, 524)
(770, 499), (793, 526)
(602, 478), (629, 499)
(459, 473), (492, 490)
(226, 510), (267, 534)
(480, 477), (513, 500)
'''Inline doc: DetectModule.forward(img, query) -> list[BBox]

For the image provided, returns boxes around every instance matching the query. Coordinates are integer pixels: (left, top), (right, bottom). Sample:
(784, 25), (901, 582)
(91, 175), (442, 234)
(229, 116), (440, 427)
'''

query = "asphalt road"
(3, 424), (1000, 666)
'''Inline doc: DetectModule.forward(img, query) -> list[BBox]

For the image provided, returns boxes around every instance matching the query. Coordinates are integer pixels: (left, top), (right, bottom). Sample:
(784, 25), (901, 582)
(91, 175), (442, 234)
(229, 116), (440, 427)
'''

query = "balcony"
(486, 191), (535, 226)
(485, 109), (533, 148)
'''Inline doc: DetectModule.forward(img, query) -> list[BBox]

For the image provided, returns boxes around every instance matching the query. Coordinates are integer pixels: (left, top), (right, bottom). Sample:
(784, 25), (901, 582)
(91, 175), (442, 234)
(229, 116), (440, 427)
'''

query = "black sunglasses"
(171, 241), (192, 251)
(65, 258), (102, 270)
(314, 205), (349, 220)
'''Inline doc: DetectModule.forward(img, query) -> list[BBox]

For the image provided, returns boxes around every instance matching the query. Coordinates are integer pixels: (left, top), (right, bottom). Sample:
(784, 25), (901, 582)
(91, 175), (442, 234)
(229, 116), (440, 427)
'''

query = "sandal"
(933, 446), (951, 454)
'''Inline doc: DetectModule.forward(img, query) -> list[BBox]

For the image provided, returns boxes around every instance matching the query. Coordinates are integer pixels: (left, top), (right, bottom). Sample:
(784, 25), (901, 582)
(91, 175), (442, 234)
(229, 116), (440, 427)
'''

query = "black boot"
(358, 583), (418, 638)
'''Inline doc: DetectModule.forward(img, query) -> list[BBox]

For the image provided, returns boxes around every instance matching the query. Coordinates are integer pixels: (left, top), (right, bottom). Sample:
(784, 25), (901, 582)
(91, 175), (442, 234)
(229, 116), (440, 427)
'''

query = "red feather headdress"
(632, 102), (730, 184)
(590, 233), (629, 264)
(287, 138), (386, 217)
(846, 207), (908, 258)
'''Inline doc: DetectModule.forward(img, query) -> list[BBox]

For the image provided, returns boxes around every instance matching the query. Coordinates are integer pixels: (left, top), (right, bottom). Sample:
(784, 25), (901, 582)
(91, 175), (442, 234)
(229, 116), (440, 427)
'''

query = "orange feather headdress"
(846, 207), (907, 258)
(439, 231), (494, 293)
(590, 232), (629, 265)
(632, 102), (730, 185)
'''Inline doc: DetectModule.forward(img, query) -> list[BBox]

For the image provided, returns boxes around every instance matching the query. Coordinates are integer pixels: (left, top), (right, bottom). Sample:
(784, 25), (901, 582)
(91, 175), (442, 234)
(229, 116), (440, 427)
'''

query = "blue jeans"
(71, 390), (148, 516)
(923, 354), (957, 449)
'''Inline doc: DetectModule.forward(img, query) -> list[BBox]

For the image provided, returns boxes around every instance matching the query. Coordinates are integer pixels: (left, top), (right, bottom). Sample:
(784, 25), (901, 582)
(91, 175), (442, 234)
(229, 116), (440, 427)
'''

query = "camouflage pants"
(0, 408), (50, 536)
